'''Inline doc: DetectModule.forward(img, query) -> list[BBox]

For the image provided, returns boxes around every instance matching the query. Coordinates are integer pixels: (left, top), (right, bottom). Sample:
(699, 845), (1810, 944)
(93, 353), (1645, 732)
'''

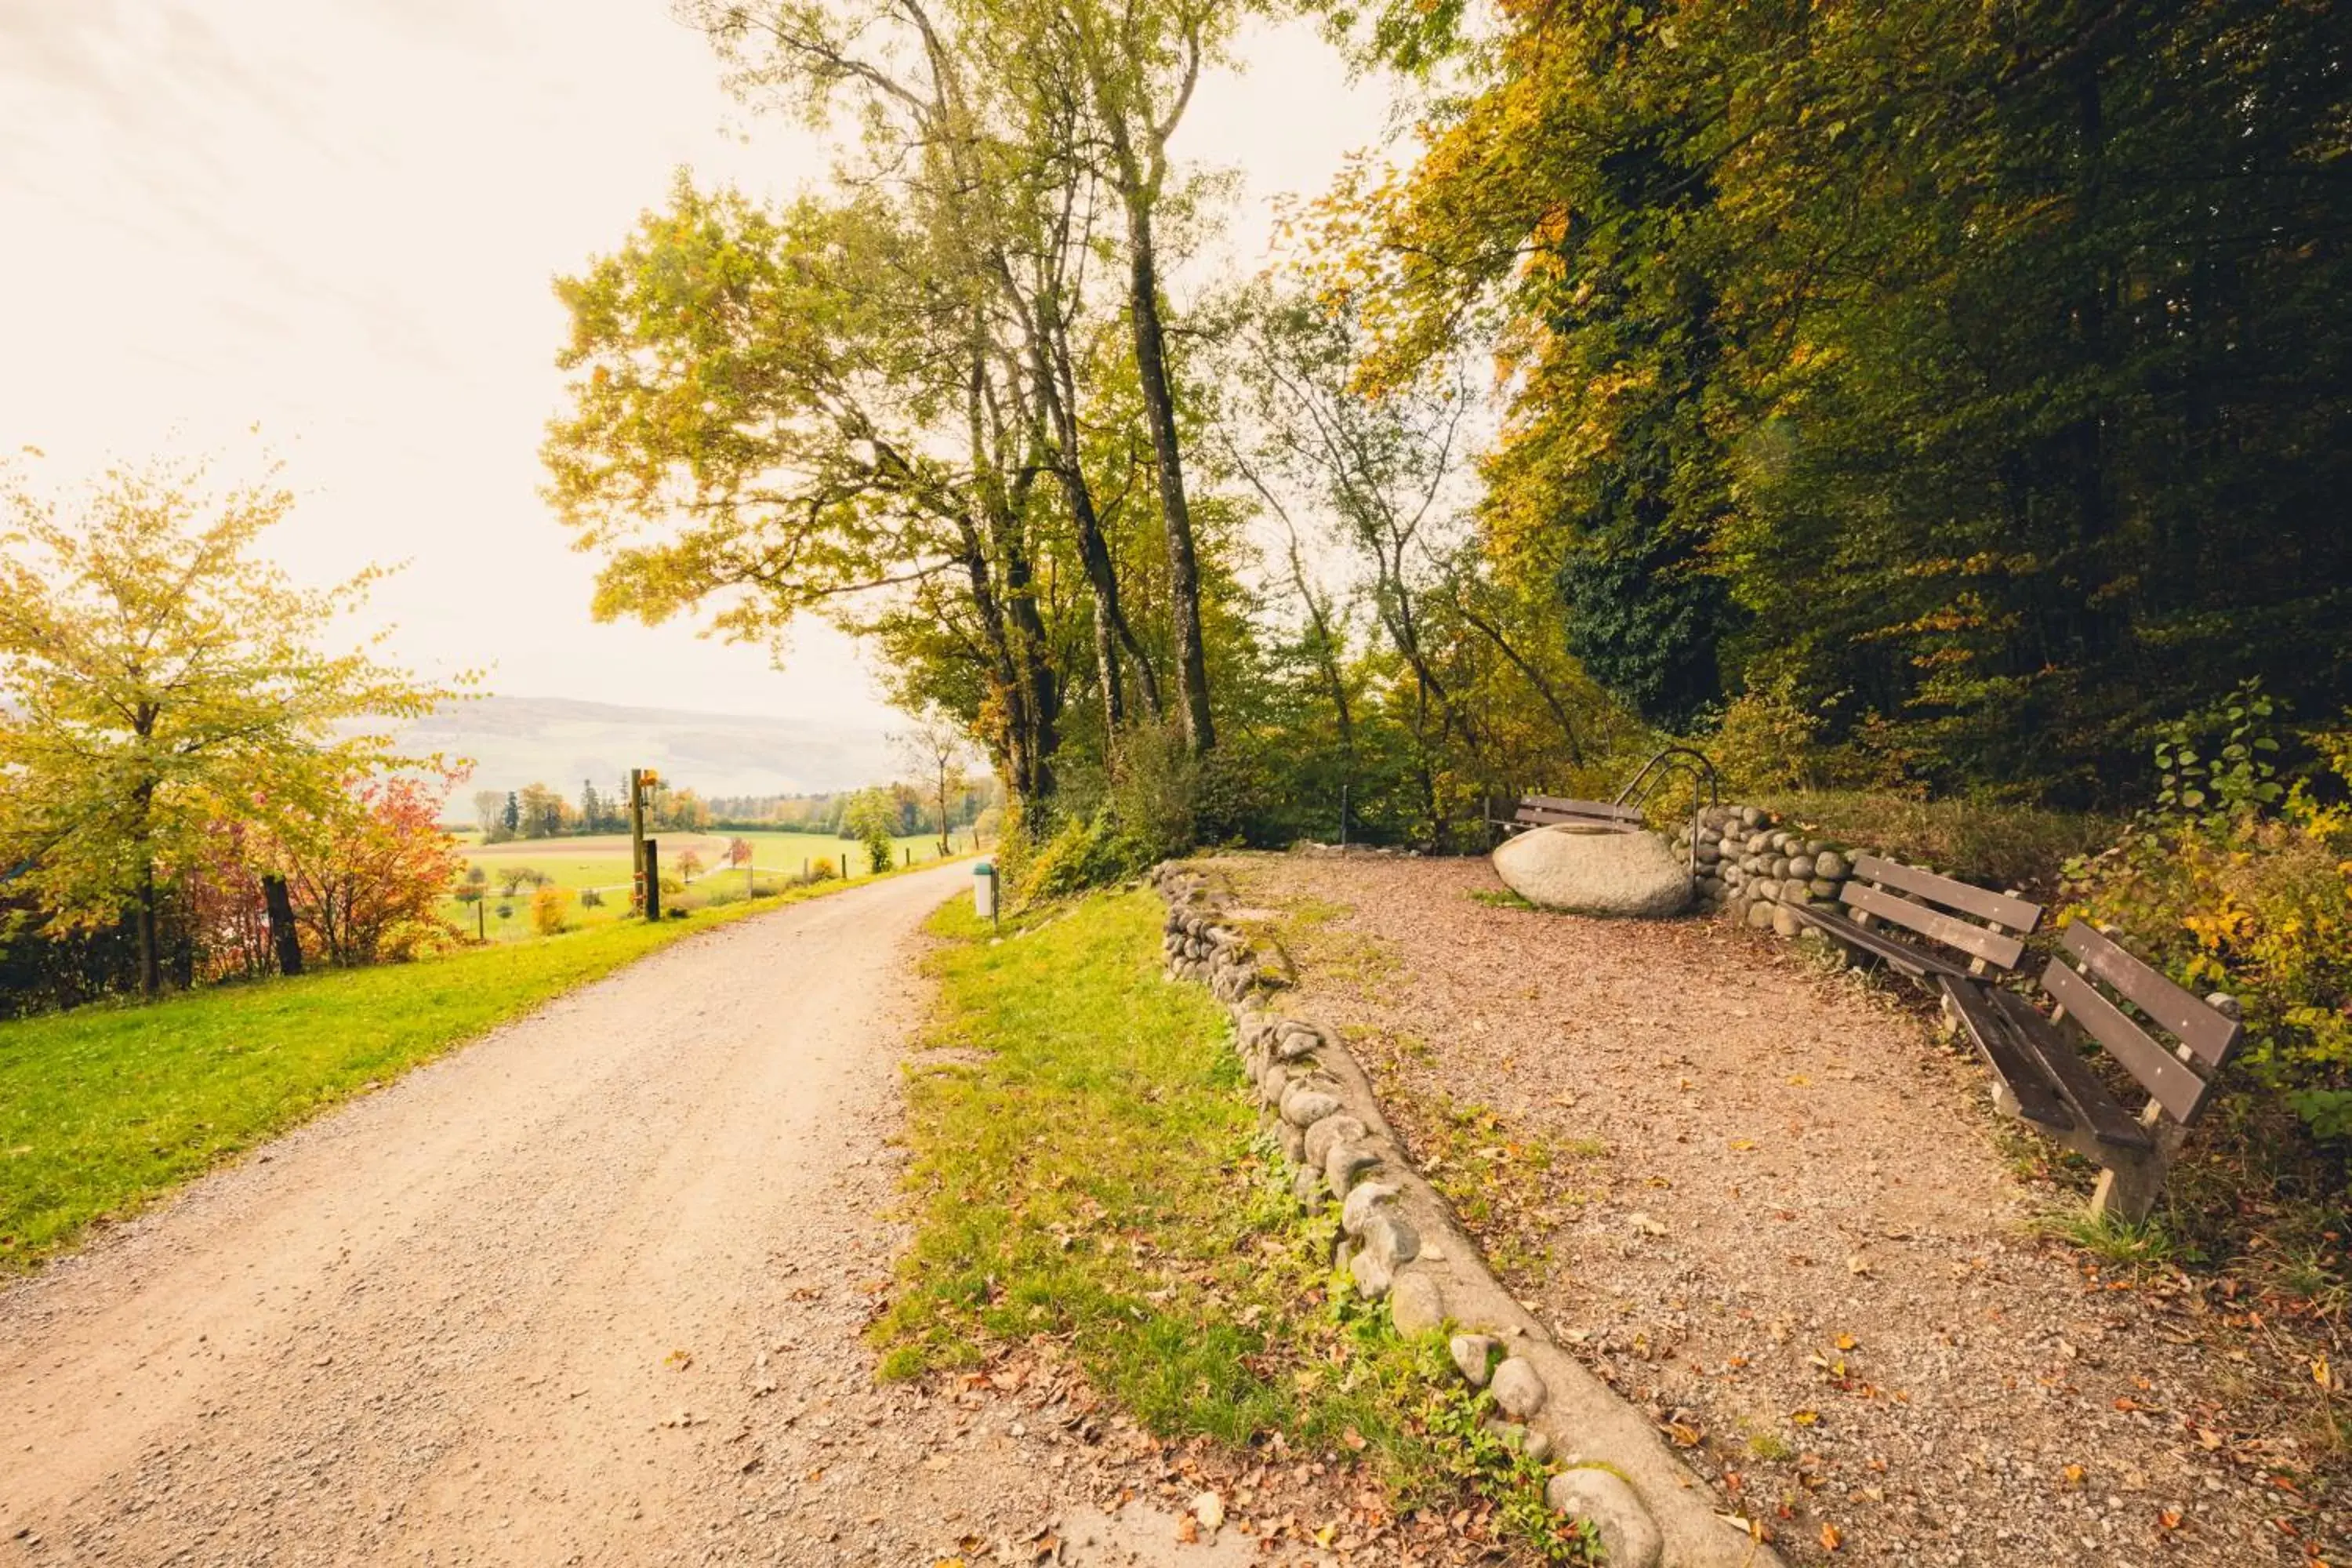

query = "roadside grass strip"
(0, 863), (930, 1273)
(877, 889), (1599, 1563)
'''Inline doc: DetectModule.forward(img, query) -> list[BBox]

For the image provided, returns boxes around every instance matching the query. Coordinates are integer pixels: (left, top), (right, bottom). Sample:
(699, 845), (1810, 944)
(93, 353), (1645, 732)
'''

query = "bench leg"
(2089, 1104), (2185, 1225)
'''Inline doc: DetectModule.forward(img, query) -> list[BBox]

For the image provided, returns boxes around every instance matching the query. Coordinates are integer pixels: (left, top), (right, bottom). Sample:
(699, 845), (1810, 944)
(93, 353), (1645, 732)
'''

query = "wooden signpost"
(630, 767), (659, 919)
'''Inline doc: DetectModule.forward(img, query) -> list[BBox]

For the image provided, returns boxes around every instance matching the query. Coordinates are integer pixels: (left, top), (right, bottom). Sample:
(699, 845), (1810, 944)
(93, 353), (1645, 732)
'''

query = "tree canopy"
(0, 458), (459, 996)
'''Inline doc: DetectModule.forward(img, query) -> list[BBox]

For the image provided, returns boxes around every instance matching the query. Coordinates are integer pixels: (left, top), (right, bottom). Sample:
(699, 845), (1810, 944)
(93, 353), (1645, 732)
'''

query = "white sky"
(0, 0), (1389, 730)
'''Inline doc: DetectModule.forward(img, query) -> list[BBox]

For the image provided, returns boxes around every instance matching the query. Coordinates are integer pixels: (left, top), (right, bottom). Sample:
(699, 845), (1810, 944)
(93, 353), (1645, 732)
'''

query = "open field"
(0, 861), (942, 1273)
(448, 829), (978, 942)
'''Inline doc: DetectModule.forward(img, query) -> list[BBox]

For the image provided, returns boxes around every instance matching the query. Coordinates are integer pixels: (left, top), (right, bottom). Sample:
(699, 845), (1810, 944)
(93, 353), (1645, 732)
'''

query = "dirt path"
(0, 866), (1248, 1568)
(1219, 851), (2345, 1568)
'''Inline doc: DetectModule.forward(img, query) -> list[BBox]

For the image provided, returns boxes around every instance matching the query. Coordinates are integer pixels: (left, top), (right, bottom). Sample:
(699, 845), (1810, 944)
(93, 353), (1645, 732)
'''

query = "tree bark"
(134, 859), (160, 1002)
(1123, 205), (1214, 754)
(262, 873), (304, 977)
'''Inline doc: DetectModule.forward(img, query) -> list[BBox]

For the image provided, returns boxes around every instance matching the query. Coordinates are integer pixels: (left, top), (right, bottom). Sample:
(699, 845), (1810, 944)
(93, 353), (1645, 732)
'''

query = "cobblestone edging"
(1153, 861), (1786, 1568)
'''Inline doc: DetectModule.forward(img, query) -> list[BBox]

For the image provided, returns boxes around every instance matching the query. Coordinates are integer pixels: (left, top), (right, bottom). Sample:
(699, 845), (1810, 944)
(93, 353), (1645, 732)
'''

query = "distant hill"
(394, 695), (897, 800)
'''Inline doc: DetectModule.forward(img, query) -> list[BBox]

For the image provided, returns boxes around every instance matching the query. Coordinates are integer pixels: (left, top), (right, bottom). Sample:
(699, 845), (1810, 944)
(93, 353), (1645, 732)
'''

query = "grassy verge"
(876, 887), (1597, 1561)
(0, 860), (936, 1272)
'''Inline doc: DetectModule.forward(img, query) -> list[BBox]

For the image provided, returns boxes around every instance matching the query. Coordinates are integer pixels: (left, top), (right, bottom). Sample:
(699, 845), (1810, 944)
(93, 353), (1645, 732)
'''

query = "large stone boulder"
(1492, 825), (1691, 918)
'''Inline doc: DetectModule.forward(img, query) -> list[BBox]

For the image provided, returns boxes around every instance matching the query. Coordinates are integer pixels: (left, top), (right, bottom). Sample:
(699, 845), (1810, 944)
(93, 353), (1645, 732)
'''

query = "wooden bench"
(1489, 793), (1646, 837)
(1943, 924), (2241, 1222)
(1782, 855), (2043, 986)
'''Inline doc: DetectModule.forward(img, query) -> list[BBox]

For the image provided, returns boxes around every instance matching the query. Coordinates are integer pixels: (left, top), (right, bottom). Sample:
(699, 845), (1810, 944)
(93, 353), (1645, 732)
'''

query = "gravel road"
(0, 866), (1242, 1567)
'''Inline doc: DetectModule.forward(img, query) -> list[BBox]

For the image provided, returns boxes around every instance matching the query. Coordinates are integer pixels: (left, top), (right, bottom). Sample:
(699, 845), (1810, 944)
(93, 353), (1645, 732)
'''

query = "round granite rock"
(1492, 825), (1692, 919)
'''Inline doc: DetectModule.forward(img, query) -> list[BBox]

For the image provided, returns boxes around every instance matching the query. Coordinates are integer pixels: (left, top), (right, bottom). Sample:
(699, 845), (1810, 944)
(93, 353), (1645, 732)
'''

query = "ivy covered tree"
(1317, 0), (2352, 800)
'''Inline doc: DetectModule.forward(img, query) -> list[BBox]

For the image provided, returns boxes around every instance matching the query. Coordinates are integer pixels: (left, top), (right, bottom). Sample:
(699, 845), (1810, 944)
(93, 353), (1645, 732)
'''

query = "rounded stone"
(1739, 806), (1762, 827)
(1450, 1334), (1499, 1387)
(1388, 1271), (1446, 1336)
(1752, 879), (1781, 902)
(1772, 905), (1802, 938)
(1784, 853), (1816, 880)
(1324, 1142), (1381, 1196)
(1340, 1180), (1399, 1237)
(1809, 877), (1840, 898)
(1491, 826), (1691, 919)
(1304, 1113), (1367, 1170)
(1359, 1210), (1420, 1267)
(1814, 851), (1847, 880)
(1544, 1468), (1663, 1568)
(1280, 1084), (1343, 1127)
(1744, 900), (1776, 929)
(1488, 1356), (1546, 1419)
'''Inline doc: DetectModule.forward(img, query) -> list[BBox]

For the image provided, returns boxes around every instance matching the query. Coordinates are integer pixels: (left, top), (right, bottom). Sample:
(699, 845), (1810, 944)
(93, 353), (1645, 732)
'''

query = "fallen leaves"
(1819, 1520), (1843, 1551)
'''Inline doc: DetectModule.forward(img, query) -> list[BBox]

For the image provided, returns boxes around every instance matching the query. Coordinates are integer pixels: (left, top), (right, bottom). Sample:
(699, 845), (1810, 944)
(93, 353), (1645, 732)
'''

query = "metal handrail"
(1613, 746), (1722, 878)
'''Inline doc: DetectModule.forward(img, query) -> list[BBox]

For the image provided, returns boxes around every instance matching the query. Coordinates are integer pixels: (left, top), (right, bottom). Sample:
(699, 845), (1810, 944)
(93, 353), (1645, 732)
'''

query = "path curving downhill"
(0, 864), (1233, 1567)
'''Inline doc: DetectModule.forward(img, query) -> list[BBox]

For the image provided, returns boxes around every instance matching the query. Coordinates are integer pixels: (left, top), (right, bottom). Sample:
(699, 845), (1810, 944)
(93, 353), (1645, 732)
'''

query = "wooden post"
(629, 768), (648, 918)
(643, 838), (662, 920)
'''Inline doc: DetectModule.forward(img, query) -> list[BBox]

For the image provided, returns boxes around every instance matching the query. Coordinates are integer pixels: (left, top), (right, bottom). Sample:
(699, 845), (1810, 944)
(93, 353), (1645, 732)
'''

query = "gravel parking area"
(1216, 851), (2346, 1568)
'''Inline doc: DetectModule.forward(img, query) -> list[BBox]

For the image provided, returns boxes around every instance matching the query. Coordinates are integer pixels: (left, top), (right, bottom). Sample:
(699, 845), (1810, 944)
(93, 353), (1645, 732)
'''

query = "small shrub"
(527, 885), (573, 935)
(2066, 702), (2352, 1149)
(579, 887), (604, 909)
(1009, 811), (1158, 906)
(811, 856), (837, 880)
(844, 788), (898, 875)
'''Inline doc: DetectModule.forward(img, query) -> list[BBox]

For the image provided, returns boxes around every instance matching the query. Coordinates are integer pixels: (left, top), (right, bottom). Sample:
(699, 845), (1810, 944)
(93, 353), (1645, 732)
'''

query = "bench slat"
(2060, 924), (2241, 1067)
(1522, 794), (1646, 823)
(1991, 989), (2156, 1150)
(1840, 881), (2028, 972)
(1849, 855), (2042, 935)
(1784, 902), (1974, 982)
(2040, 958), (2216, 1126)
(1513, 808), (1637, 832)
(1936, 977), (2076, 1134)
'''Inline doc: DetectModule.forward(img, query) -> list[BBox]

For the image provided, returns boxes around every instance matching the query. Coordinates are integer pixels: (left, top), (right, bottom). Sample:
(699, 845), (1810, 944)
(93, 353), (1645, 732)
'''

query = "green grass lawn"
(0, 864), (930, 1272)
(876, 888), (1594, 1560)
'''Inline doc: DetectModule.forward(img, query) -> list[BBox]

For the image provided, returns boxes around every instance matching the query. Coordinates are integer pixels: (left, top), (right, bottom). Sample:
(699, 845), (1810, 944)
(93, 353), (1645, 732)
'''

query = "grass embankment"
(876, 888), (1595, 1561)
(0, 862), (935, 1273)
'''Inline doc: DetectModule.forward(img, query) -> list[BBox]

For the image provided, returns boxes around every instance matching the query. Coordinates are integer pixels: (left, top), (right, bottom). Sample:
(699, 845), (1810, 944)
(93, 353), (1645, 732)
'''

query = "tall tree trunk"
(1123, 204), (1214, 754)
(262, 873), (303, 977)
(135, 858), (160, 1002)
(1020, 288), (1143, 736)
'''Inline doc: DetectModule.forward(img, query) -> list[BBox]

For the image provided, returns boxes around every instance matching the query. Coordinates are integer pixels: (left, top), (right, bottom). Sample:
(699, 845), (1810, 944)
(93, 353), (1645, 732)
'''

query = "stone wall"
(1152, 861), (1784, 1568)
(1676, 804), (1862, 938)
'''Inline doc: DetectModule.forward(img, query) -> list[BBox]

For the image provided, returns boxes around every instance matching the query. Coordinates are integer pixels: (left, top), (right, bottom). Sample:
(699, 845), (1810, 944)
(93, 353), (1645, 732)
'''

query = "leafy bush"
(2065, 691), (2352, 1148)
(843, 788), (898, 875)
(1008, 811), (1160, 906)
(1753, 790), (2114, 902)
(528, 884), (573, 936)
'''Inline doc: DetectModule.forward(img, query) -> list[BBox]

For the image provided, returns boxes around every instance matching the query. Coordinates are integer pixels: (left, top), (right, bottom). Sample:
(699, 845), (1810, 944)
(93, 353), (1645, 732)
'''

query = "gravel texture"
(1220, 851), (2347, 1568)
(0, 866), (1473, 1568)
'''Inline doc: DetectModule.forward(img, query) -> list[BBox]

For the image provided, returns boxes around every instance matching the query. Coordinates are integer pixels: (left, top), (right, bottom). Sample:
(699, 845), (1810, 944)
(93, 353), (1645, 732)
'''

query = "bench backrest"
(1512, 793), (1645, 831)
(2039, 923), (2241, 1127)
(1838, 854), (2042, 974)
